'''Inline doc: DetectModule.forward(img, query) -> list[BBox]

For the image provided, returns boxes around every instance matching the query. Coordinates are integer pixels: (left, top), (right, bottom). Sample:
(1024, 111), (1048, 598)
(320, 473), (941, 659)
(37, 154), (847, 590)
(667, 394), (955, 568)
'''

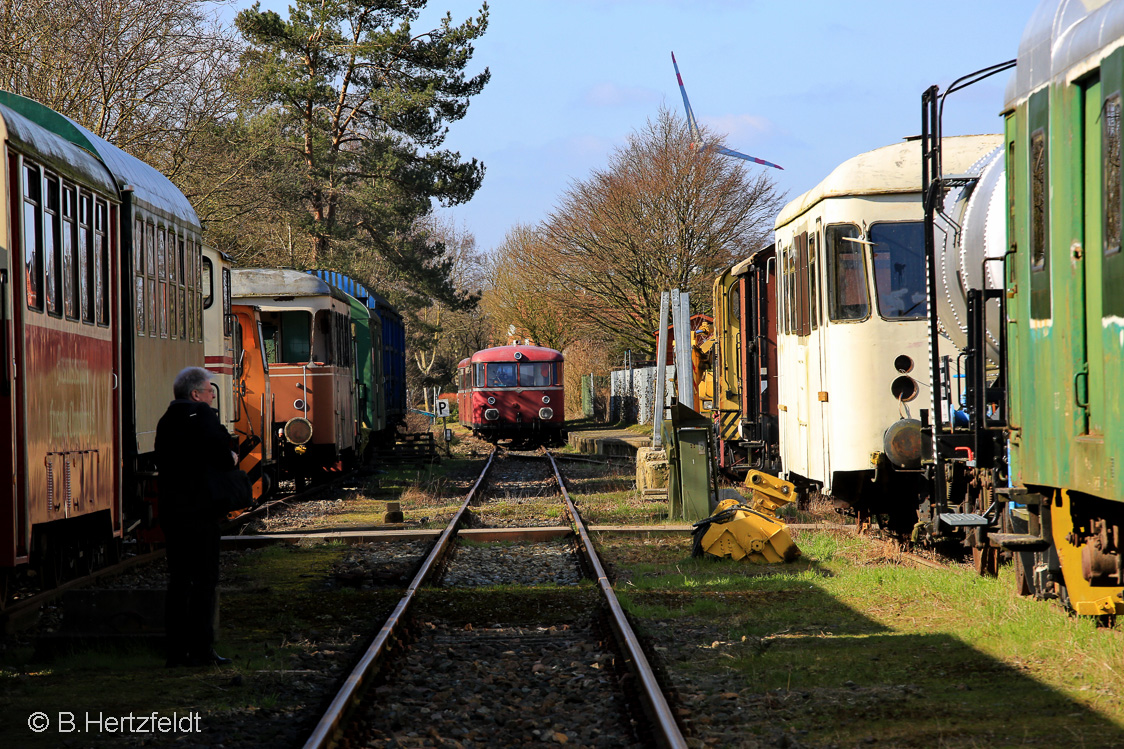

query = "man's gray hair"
(173, 366), (214, 400)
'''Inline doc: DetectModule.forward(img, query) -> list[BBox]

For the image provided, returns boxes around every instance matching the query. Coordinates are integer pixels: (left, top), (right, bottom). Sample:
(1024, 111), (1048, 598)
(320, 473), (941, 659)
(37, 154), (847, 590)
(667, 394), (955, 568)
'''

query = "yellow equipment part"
(743, 470), (797, 517)
(696, 471), (800, 563)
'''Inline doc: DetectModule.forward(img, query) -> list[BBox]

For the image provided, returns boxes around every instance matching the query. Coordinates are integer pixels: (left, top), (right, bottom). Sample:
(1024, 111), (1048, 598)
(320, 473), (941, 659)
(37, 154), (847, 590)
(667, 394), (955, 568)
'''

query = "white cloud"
(701, 113), (774, 139)
(582, 82), (660, 108)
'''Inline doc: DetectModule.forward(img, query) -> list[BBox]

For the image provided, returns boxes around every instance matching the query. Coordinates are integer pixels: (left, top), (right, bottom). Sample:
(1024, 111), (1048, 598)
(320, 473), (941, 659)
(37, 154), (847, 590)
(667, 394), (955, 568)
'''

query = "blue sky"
(233, 0), (1038, 254)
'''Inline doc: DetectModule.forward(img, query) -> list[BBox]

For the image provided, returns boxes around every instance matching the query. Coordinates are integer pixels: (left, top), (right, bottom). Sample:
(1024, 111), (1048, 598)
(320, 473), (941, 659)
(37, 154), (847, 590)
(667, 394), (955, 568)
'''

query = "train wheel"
(972, 545), (998, 577)
(1048, 489), (1124, 617)
(1014, 551), (1035, 597)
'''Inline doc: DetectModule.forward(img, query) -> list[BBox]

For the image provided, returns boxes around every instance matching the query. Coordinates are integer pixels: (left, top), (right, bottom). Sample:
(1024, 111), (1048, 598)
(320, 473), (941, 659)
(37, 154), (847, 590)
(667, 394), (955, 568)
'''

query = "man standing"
(155, 366), (235, 667)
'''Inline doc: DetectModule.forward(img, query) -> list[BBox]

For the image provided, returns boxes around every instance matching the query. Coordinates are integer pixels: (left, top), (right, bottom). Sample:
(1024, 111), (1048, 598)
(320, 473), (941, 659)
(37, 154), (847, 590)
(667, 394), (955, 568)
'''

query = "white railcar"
(773, 135), (1001, 527)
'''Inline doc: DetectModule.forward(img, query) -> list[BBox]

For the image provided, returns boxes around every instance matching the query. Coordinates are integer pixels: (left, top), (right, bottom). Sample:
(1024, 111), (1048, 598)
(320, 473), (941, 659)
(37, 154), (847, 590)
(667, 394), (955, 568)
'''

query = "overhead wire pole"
(673, 291), (693, 406)
(652, 292), (670, 447)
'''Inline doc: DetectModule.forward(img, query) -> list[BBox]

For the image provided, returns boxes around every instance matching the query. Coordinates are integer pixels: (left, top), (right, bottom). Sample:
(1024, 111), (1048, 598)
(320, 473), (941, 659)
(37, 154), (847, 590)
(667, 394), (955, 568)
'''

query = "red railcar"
(0, 92), (206, 581)
(457, 345), (565, 447)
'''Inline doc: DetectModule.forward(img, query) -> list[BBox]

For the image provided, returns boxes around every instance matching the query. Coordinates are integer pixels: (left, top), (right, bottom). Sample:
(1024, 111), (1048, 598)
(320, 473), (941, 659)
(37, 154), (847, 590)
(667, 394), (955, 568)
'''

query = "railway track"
(303, 448), (686, 749)
(1, 472), (351, 627)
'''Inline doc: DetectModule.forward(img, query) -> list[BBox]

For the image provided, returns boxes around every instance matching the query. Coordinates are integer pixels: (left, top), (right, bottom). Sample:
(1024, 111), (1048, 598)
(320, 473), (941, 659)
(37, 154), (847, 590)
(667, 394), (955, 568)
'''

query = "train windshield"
(870, 222), (926, 319)
(519, 362), (554, 387)
(261, 310), (311, 364)
(825, 223), (869, 321)
(486, 362), (516, 387)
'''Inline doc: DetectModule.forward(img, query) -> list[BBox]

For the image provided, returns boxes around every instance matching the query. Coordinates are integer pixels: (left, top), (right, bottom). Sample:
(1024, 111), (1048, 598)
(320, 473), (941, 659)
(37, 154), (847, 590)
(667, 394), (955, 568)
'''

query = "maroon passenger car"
(457, 345), (565, 447)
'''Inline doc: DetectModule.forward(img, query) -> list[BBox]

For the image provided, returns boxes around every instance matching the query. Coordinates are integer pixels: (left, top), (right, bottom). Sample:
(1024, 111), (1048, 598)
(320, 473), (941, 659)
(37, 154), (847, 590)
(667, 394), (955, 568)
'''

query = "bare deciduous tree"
(536, 107), (785, 356)
(0, 0), (239, 178)
(483, 224), (581, 351)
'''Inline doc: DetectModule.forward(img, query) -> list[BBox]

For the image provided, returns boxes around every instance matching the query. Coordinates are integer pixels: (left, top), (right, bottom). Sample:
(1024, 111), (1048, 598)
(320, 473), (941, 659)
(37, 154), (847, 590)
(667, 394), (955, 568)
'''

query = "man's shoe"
(186, 650), (233, 666)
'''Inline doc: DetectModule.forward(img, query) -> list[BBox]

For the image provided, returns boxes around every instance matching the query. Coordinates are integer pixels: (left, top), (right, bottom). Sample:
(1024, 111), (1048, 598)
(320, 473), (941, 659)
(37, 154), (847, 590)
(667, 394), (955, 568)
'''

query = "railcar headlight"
(539, 407), (554, 420)
(894, 355), (914, 373)
(283, 417), (313, 445)
(883, 418), (922, 468)
(485, 408), (499, 420)
(487, 397), (496, 405)
(293, 398), (306, 411)
(541, 395), (550, 404)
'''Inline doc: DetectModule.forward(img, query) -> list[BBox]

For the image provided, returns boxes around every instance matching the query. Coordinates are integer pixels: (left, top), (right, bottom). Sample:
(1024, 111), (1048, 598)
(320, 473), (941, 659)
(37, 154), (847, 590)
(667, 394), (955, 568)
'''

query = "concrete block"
(636, 447), (669, 492)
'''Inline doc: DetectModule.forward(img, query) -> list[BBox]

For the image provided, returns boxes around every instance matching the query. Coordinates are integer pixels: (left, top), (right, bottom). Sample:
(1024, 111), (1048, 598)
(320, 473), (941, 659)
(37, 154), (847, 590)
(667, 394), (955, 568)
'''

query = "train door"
(793, 231), (812, 479)
(1102, 58), (1124, 469)
(1077, 76), (1106, 437)
(810, 226), (831, 487)
(0, 201), (24, 566)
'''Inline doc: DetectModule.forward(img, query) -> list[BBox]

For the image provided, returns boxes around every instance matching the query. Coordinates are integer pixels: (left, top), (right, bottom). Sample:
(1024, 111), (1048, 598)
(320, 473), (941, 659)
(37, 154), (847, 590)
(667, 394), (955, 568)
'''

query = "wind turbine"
(671, 52), (783, 170)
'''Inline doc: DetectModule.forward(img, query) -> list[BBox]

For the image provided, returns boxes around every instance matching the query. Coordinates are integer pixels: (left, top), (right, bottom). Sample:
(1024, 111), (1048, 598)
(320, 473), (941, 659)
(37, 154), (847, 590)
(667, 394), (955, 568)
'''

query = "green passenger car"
(1004, 0), (1124, 616)
(341, 290), (383, 456)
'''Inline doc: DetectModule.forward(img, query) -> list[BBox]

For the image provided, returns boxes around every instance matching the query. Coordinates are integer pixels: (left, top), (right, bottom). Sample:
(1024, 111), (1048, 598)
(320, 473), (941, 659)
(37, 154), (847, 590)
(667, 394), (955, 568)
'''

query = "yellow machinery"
(691, 470), (801, 563)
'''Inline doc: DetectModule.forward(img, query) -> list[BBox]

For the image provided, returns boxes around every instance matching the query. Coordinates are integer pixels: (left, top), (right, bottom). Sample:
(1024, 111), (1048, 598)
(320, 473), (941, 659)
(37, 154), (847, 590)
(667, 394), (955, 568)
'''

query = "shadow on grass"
(629, 578), (1124, 748)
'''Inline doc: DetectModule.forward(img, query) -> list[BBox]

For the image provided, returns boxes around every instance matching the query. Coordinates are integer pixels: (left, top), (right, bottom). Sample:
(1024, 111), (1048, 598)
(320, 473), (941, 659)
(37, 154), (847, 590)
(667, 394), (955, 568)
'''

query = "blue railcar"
(309, 270), (406, 434)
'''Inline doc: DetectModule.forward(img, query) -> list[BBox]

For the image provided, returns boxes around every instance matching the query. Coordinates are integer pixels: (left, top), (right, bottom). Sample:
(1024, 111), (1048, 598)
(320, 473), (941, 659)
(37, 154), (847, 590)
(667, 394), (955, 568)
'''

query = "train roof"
(341, 290), (370, 321)
(774, 134), (1002, 229)
(469, 344), (564, 363)
(0, 103), (117, 196)
(0, 91), (200, 229)
(1006, 0), (1124, 108)
(231, 267), (351, 304)
(309, 269), (399, 320)
(730, 243), (775, 275)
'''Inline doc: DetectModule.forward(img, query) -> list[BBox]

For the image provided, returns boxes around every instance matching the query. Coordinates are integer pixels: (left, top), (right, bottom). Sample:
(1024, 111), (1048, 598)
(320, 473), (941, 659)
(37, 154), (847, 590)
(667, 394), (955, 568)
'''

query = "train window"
(134, 217), (144, 334)
(201, 255), (214, 308)
(134, 218), (144, 274)
(796, 232), (810, 336)
(278, 310), (311, 363)
(44, 175), (60, 316)
(519, 362), (553, 387)
(786, 243), (798, 334)
(1030, 128), (1048, 272)
(160, 281), (168, 338)
(22, 162), (43, 311)
(95, 201), (108, 326)
(870, 222), (926, 319)
(808, 232), (819, 331)
(487, 362), (516, 387)
(475, 363), (485, 386)
(136, 277), (145, 334)
(178, 238), (187, 338)
(148, 277), (157, 338)
(781, 248), (790, 334)
(222, 269), (231, 338)
(63, 187), (77, 319)
(1105, 94), (1121, 257)
(825, 224), (869, 321)
(146, 222), (156, 283)
(79, 193), (93, 323)
(167, 231), (176, 339)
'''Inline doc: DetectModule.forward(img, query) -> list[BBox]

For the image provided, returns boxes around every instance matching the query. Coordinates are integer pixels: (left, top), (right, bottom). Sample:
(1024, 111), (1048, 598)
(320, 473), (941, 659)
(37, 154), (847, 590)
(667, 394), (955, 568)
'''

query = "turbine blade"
(713, 144), (784, 170)
(671, 52), (783, 170)
(671, 52), (702, 144)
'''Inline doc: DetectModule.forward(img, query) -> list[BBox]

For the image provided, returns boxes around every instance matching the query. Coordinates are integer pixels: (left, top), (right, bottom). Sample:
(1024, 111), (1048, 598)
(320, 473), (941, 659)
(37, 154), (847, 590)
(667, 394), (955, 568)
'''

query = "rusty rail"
(1, 549), (166, 628)
(544, 450), (687, 749)
(302, 449), (496, 749)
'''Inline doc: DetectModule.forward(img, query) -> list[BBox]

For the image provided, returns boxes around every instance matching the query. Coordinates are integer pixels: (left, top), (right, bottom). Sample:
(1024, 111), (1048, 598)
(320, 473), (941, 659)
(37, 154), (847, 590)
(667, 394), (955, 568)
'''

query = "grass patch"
(598, 528), (1124, 746)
